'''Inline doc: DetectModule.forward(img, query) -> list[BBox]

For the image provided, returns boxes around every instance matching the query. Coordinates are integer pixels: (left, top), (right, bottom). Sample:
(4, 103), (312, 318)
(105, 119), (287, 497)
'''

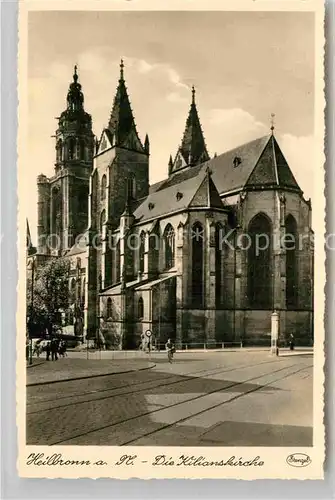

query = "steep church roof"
(106, 60), (145, 152)
(134, 169), (225, 222)
(171, 87), (210, 173)
(157, 134), (301, 197)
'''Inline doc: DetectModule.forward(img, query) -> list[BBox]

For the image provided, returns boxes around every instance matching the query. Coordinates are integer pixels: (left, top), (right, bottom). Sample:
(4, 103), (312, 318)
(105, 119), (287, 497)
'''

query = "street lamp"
(28, 256), (36, 365)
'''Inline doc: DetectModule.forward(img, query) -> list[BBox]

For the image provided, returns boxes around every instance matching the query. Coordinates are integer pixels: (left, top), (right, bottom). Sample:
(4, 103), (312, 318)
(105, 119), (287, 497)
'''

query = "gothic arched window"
(192, 222), (204, 307)
(100, 210), (106, 235)
(106, 297), (112, 319)
(248, 213), (272, 309)
(139, 232), (145, 273)
(68, 137), (75, 160)
(215, 223), (223, 307)
(137, 297), (144, 320)
(101, 175), (107, 201)
(285, 214), (298, 308)
(163, 224), (175, 270)
(75, 138), (81, 160)
(56, 139), (63, 162)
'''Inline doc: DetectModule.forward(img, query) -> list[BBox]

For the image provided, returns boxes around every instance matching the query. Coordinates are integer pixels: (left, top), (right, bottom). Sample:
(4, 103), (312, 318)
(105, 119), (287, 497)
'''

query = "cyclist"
(165, 338), (175, 363)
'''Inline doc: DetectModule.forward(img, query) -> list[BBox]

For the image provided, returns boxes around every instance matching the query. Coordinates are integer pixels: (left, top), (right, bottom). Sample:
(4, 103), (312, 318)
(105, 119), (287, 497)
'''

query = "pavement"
(26, 350), (313, 446)
(26, 357), (155, 386)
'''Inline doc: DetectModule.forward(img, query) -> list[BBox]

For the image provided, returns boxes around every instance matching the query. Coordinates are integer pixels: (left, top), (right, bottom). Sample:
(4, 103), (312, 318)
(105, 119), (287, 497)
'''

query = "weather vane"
(270, 113), (275, 134)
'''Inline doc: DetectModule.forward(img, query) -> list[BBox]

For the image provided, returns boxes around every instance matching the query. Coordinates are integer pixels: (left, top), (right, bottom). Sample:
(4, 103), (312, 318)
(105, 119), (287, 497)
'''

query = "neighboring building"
(28, 62), (314, 348)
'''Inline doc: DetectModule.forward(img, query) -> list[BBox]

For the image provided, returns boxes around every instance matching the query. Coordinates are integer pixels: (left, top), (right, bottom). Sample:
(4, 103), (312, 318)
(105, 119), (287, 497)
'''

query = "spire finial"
(270, 113), (275, 134)
(192, 85), (195, 104)
(120, 59), (124, 80)
(73, 64), (78, 83)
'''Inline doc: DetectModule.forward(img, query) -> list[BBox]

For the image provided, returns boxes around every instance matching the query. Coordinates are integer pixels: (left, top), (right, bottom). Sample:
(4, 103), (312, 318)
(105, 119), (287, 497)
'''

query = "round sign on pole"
(145, 329), (152, 338)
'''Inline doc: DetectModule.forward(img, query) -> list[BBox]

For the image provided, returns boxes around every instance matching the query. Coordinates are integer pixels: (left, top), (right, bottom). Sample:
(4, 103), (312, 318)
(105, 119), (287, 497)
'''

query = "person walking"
(46, 341), (51, 361)
(165, 338), (175, 363)
(51, 339), (58, 361)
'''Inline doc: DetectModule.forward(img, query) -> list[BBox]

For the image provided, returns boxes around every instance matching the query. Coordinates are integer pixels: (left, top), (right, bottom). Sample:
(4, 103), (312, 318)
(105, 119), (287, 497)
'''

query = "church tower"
(86, 60), (149, 337)
(170, 86), (210, 174)
(37, 66), (94, 255)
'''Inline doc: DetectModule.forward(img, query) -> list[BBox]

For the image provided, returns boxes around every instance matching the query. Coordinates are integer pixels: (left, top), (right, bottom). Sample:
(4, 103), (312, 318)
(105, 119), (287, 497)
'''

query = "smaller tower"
(49, 66), (94, 252)
(170, 86), (210, 175)
(168, 155), (173, 176)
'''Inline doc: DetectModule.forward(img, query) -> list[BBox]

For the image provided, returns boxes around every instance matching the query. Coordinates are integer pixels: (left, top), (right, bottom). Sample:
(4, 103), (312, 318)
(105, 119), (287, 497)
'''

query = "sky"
(27, 10), (315, 242)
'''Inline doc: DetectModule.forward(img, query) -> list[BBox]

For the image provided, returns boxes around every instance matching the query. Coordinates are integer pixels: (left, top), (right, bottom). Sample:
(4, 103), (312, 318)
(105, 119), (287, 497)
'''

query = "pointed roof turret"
(107, 59), (144, 151)
(144, 133), (150, 154)
(246, 133), (300, 191)
(170, 86), (210, 175)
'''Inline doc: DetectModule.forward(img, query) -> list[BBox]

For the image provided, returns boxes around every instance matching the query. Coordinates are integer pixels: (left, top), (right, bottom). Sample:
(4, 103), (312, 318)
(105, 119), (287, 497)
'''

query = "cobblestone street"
(26, 350), (313, 447)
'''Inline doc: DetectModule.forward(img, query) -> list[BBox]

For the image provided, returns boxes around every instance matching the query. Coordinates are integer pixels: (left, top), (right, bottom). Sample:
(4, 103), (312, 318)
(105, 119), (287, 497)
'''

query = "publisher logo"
(286, 453), (311, 467)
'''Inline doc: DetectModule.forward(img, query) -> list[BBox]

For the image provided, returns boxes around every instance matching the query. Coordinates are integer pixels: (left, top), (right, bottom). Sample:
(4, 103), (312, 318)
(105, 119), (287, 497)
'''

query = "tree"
(27, 258), (70, 337)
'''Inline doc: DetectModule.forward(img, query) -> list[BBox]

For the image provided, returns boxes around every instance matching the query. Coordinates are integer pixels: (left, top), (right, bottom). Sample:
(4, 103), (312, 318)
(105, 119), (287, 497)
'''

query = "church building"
(27, 62), (314, 348)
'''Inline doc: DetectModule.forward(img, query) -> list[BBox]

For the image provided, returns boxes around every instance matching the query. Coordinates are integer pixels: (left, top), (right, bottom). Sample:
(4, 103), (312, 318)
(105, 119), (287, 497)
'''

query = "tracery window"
(215, 223), (223, 306)
(163, 224), (175, 270)
(139, 232), (145, 273)
(192, 222), (204, 307)
(285, 214), (298, 308)
(101, 175), (107, 201)
(247, 213), (272, 309)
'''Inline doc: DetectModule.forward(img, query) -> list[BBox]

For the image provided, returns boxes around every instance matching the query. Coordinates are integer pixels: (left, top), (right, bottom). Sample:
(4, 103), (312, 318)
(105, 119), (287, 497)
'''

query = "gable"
(189, 173), (224, 209)
(172, 149), (188, 173)
(97, 129), (113, 154)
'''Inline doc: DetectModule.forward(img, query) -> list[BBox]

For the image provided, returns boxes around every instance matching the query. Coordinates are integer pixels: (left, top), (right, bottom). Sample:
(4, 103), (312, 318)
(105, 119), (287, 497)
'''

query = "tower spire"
(171, 85), (210, 171)
(73, 64), (78, 83)
(107, 59), (144, 151)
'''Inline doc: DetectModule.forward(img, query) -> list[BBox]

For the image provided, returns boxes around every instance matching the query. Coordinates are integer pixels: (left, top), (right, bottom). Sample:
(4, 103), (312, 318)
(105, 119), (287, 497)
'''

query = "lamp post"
(29, 256), (36, 365)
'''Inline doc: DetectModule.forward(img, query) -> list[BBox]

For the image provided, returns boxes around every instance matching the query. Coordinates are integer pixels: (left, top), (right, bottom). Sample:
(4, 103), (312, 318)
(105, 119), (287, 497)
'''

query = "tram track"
(120, 363), (312, 446)
(27, 357), (288, 415)
(47, 361), (311, 446)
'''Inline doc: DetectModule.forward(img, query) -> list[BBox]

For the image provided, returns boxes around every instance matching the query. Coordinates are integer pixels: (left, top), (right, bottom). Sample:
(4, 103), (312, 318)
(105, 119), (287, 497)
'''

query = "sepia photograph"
(17, 1), (325, 479)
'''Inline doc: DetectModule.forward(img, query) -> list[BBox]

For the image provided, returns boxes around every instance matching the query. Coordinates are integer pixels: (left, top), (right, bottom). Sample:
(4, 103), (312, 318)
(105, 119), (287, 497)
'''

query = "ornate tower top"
(170, 86), (210, 174)
(66, 65), (85, 112)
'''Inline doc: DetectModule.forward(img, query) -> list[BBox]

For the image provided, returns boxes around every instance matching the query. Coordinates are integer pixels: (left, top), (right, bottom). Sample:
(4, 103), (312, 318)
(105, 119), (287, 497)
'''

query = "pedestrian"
(46, 341), (51, 361)
(289, 334), (295, 351)
(51, 339), (58, 361)
(59, 340), (67, 357)
(165, 338), (175, 363)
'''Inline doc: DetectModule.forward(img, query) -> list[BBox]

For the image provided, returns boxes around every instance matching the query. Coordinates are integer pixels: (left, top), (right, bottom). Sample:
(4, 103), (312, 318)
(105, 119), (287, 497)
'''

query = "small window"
(106, 297), (112, 319)
(176, 192), (183, 201)
(148, 202), (155, 210)
(101, 175), (107, 201)
(137, 297), (144, 320)
(233, 156), (242, 168)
